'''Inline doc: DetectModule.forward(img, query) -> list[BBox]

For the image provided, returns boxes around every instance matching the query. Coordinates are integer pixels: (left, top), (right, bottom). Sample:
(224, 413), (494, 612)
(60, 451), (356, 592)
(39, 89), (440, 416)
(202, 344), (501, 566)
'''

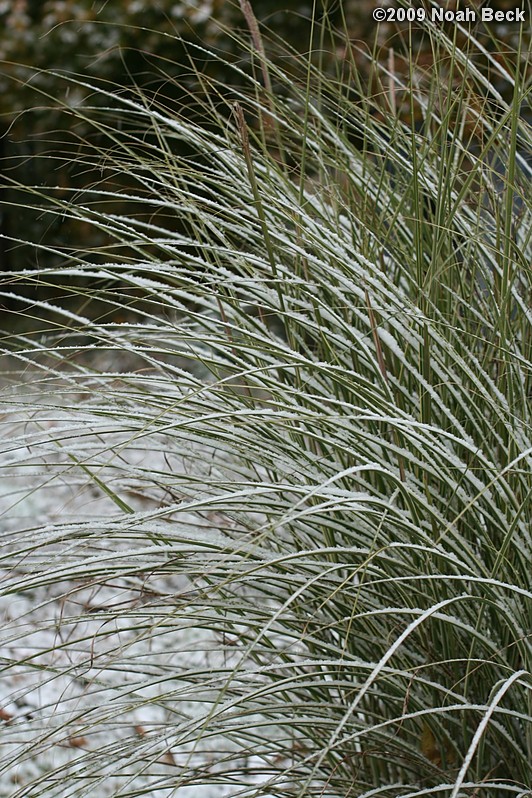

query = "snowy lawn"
(0, 371), (274, 798)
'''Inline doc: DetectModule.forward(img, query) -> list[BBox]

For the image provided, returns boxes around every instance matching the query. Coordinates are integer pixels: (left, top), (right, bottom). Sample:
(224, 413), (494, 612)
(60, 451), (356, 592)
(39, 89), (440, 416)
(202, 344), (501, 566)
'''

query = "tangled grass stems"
(1, 7), (531, 797)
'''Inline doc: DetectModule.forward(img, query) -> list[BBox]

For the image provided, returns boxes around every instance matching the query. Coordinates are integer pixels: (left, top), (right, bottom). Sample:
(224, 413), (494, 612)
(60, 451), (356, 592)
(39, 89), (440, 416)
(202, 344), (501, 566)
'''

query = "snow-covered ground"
(0, 372), (270, 797)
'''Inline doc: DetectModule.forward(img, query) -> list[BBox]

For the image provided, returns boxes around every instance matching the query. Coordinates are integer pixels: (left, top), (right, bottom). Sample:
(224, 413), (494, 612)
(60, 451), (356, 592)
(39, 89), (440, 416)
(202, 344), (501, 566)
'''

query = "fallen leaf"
(68, 736), (88, 748)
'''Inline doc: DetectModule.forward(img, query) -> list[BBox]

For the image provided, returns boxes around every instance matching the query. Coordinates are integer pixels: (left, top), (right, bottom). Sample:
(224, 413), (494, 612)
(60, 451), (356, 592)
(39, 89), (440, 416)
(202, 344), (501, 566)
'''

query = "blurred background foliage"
(0, 1), (313, 280)
(0, 0), (529, 320)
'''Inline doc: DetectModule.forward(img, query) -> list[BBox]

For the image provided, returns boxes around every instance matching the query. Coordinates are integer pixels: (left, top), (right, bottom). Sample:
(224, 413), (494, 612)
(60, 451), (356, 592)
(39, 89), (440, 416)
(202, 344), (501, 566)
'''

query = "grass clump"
(1, 7), (531, 797)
